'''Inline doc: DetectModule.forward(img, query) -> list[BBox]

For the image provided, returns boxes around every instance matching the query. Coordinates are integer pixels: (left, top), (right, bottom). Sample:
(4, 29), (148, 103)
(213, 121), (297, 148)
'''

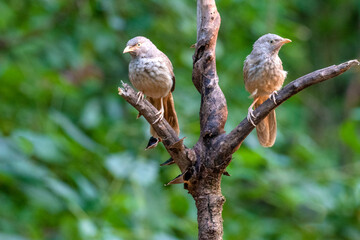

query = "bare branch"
(215, 59), (360, 161)
(187, 1), (228, 239)
(118, 82), (194, 172)
(193, 0), (227, 139)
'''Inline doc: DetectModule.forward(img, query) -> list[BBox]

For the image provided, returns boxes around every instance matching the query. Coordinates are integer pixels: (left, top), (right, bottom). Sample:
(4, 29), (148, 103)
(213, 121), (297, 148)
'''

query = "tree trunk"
(193, 176), (225, 240)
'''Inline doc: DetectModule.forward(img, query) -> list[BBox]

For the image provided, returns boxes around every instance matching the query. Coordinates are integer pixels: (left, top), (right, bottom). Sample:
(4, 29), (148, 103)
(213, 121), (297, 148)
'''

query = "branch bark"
(215, 59), (360, 162)
(118, 84), (194, 173)
(189, 1), (227, 239)
(118, 0), (360, 238)
(193, 0), (227, 139)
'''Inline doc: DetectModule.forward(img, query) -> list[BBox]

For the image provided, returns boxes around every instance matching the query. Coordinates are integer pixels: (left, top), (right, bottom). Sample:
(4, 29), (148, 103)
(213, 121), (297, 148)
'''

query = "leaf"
(23, 185), (63, 212)
(102, 227), (124, 240)
(0, 2), (14, 30)
(350, 107), (360, 121)
(50, 110), (105, 154)
(0, 233), (28, 240)
(12, 130), (64, 163)
(46, 177), (81, 205)
(339, 121), (360, 154)
(0, 137), (49, 180)
(105, 153), (158, 186)
(104, 95), (123, 121)
(108, 16), (125, 31)
(74, 175), (98, 200)
(78, 218), (97, 238)
(80, 98), (102, 129)
(152, 233), (179, 240)
(130, 160), (158, 187)
(105, 152), (134, 179)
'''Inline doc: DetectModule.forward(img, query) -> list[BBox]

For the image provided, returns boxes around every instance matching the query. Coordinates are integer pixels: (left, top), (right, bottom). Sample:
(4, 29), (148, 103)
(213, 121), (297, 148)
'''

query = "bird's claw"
(269, 91), (278, 105)
(136, 91), (145, 104)
(247, 108), (256, 127)
(152, 110), (164, 124)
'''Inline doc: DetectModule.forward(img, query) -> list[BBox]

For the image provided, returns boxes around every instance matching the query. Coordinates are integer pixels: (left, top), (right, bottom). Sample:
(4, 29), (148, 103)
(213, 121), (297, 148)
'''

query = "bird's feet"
(247, 106), (256, 127)
(269, 91), (278, 105)
(152, 109), (164, 124)
(136, 91), (145, 104)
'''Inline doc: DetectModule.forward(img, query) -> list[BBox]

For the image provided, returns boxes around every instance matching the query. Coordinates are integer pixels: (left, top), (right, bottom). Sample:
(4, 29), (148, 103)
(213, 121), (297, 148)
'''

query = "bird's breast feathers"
(129, 57), (173, 98)
(244, 55), (287, 95)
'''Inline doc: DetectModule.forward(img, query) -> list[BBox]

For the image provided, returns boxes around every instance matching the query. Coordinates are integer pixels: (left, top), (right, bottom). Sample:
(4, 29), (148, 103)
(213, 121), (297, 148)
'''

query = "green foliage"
(0, 0), (359, 239)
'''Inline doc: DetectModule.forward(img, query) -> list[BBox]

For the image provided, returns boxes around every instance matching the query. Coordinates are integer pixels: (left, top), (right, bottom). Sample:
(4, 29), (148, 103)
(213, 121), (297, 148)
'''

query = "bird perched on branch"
(123, 36), (179, 149)
(243, 33), (291, 147)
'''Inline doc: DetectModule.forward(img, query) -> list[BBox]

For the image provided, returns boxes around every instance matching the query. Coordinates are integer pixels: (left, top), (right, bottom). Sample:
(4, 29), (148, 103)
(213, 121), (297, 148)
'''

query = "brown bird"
(123, 36), (179, 149)
(243, 33), (291, 147)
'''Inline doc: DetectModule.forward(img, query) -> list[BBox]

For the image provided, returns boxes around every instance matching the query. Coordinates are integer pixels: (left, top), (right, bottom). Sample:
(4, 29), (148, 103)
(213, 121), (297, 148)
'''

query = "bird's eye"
(137, 43), (141, 47)
(270, 40), (273, 44)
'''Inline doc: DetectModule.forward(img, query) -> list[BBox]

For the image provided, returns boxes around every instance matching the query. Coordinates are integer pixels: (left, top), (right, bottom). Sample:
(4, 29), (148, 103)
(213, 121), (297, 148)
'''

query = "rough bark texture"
(118, 0), (360, 239)
(118, 84), (195, 173)
(189, 1), (227, 239)
(216, 59), (360, 161)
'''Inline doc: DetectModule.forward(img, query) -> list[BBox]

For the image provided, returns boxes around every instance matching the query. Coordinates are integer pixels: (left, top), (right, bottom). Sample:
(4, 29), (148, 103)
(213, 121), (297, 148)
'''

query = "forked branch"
(118, 0), (359, 238)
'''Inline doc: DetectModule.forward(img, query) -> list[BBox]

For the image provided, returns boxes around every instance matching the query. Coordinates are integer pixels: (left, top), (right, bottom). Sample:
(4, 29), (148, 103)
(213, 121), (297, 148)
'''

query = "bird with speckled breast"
(243, 33), (291, 147)
(123, 36), (179, 149)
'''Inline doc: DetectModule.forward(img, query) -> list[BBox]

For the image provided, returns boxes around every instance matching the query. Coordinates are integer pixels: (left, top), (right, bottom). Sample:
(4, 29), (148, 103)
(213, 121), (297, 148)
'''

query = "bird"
(123, 36), (180, 149)
(243, 33), (291, 147)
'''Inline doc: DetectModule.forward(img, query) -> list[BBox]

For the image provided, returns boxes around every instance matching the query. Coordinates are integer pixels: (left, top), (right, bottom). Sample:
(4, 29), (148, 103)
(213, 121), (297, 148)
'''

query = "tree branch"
(117, 83), (194, 173)
(193, 0), (227, 139)
(188, 1), (228, 239)
(215, 59), (360, 161)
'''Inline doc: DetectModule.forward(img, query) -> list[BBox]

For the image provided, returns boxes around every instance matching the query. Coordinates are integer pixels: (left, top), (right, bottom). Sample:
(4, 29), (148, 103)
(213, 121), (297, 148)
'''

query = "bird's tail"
(148, 92), (180, 138)
(254, 95), (276, 147)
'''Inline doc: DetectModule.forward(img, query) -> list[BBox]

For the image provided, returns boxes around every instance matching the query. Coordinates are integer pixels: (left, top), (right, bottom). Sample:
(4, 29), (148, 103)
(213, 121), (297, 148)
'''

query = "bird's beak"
(123, 45), (133, 54)
(280, 38), (292, 45)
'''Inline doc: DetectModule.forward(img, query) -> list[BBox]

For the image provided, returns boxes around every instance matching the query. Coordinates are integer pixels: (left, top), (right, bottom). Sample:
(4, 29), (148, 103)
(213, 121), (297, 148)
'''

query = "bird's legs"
(136, 91), (145, 104)
(153, 97), (164, 124)
(269, 91), (278, 105)
(247, 97), (259, 127)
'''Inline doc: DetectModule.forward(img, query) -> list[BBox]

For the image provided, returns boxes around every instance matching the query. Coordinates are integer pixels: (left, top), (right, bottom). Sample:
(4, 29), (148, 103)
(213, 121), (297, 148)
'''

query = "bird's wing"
(160, 51), (176, 92)
(243, 57), (250, 83)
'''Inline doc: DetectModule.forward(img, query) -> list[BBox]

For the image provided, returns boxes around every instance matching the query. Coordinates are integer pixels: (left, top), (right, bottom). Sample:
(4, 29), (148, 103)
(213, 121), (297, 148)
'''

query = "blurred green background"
(0, 0), (359, 239)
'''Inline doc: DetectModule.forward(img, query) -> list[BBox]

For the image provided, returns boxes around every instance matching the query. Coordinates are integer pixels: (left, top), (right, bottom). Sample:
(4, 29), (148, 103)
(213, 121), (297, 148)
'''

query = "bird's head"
(253, 33), (291, 55)
(123, 36), (155, 58)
